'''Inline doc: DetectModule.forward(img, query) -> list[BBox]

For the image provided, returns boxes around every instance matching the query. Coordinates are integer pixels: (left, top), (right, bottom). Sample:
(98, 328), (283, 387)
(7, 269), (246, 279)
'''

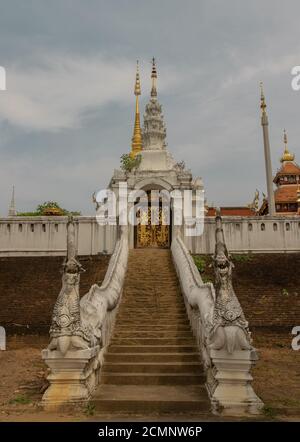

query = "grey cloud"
(0, 0), (300, 215)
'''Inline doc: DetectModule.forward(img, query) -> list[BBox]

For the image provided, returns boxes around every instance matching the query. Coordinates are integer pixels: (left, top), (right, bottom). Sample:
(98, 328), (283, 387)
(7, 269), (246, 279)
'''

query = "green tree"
(17, 201), (81, 216)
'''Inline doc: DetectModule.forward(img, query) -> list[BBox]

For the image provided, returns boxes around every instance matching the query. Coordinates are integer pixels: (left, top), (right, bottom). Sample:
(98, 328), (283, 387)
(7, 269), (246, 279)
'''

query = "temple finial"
(281, 128), (295, 162)
(284, 128), (287, 146)
(134, 60), (141, 96)
(151, 57), (157, 98)
(130, 60), (143, 158)
(8, 185), (17, 217)
(260, 82), (267, 115)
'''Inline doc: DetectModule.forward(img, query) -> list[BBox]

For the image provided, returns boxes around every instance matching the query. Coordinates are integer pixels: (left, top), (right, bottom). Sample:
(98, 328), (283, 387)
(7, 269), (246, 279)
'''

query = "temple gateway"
(106, 59), (204, 250)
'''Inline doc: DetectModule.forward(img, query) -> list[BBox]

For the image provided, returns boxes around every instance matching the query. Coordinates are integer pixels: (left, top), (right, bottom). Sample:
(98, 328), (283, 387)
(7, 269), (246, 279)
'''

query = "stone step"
(117, 309), (187, 312)
(91, 385), (210, 414)
(108, 345), (198, 354)
(100, 372), (205, 385)
(116, 314), (188, 321)
(113, 331), (193, 339)
(90, 249), (210, 416)
(111, 338), (195, 345)
(116, 320), (190, 326)
(105, 352), (201, 363)
(119, 302), (185, 307)
(102, 362), (203, 374)
(115, 325), (191, 331)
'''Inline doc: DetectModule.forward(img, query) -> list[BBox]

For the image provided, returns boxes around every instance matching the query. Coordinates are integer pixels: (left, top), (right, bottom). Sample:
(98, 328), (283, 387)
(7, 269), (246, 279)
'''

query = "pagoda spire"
(260, 82), (276, 215)
(281, 129), (295, 162)
(130, 61), (143, 158)
(8, 185), (17, 216)
(143, 58), (167, 150)
(151, 57), (157, 98)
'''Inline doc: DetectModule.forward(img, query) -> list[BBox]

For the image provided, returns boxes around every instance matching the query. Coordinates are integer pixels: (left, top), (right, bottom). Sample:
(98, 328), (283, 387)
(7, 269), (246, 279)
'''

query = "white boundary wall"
(0, 216), (117, 256)
(0, 216), (299, 256)
(184, 216), (300, 254)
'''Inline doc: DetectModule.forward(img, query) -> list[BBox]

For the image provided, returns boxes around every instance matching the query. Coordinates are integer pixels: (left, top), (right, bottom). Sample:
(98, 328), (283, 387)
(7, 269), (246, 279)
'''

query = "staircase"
(91, 249), (210, 415)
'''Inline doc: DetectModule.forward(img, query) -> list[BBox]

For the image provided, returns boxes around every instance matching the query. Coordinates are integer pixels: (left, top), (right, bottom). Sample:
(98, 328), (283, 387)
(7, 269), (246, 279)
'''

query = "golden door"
(136, 206), (170, 248)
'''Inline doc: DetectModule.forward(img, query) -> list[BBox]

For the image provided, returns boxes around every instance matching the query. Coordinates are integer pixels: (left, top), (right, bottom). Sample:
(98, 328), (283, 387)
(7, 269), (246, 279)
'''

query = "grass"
(9, 394), (32, 405)
(262, 404), (277, 419)
(84, 403), (95, 416)
(193, 255), (207, 273)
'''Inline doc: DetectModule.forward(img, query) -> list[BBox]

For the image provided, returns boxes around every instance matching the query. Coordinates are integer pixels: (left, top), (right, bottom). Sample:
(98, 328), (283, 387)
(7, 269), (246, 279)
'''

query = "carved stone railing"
(171, 217), (263, 415)
(41, 220), (128, 410)
(171, 234), (215, 371)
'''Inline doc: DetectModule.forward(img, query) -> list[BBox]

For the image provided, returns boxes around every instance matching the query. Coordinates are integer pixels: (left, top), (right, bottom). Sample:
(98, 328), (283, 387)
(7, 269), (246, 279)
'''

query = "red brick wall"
(1, 253), (299, 335)
(0, 255), (110, 334)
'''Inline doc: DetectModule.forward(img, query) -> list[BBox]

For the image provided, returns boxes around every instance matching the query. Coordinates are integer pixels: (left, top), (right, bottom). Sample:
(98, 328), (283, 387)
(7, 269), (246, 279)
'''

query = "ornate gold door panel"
(136, 206), (170, 248)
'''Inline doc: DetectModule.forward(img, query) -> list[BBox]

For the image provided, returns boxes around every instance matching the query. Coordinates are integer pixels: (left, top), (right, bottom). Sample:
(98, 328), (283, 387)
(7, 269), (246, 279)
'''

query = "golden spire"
(281, 129), (295, 162)
(151, 57), (157, 98)
(260, 82), (267, 115)
(130, 61), (143, 158)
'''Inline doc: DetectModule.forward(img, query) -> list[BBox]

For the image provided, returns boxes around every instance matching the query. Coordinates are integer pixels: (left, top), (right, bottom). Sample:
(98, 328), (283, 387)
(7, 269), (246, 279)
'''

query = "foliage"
(193, 255), (206, 273)
(120, 153), (141, 172)
(17, 201), (81, 216)
(231, 254), (252, 263)
(36, 201), (65, 215)
(84, 403), (95, 416)
(262, 405), (277, 419)
(9, 394), (32, 405)
(17, 212), (39, 217)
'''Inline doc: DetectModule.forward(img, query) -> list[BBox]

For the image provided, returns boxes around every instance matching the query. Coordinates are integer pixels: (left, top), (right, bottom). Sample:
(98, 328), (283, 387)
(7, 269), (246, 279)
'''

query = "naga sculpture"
(48, 217), (93, 355)
(209, 211), (252, 353)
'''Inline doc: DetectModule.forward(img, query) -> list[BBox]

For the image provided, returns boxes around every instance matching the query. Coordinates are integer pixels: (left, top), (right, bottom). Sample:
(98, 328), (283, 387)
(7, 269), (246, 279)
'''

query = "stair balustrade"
(171, 215), (263, 415)
(41, 221), (128, 410)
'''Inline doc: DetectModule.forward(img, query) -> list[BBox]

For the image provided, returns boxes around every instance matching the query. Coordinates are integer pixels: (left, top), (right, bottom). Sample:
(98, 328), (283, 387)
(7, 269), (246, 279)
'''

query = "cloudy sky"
(0, 0), (299, 215)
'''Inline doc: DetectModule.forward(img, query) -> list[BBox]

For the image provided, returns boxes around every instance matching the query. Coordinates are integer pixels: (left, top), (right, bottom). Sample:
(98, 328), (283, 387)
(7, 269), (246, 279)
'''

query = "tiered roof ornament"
(281, 129), (295, 163)
(143, 58), (167, 151)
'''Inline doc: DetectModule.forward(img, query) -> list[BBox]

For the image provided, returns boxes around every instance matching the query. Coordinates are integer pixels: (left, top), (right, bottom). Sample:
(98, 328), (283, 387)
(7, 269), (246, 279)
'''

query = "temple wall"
(184, 216), (300, 254)
(0, 216), (299, 256)
(0, 216), (117, 256)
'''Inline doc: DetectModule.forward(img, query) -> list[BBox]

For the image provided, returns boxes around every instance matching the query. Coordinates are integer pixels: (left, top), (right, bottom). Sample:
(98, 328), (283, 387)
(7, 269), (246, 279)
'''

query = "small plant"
(84, 403), (95, 416)
(9, 394), (32, 405)
(282, 288), (289, 296)
(262, 405), (277, 419)
(193, 256), (206, 273)
(120, 153), (141, 172)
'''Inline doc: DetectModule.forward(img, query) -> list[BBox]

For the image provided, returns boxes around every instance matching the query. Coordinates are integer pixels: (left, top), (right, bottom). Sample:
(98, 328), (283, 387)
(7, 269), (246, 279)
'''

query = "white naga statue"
(209, 212), (252, 353)
(48, 217), (93, 354)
